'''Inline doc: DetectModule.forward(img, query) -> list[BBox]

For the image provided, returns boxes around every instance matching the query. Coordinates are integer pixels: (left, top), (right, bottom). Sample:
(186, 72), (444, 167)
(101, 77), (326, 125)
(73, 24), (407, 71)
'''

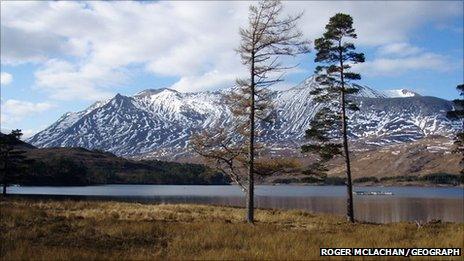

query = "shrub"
(323, 176), (346, 185)
(353, 176), (379, 183)
(420, 173), (461, 185)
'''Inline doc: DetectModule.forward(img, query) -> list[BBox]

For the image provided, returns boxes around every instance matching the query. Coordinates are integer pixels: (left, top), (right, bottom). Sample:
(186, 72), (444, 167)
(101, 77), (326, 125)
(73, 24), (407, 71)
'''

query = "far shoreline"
(5, 181), (464, 187)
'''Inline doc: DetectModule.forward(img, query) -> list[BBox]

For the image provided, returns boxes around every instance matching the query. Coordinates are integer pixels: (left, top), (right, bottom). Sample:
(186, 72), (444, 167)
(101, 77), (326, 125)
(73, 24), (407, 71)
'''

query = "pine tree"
(191, 0), (310, 224)
(446, 84), (464, 180)
(0, 129), (27, 195)
(301, 13), (364, 223)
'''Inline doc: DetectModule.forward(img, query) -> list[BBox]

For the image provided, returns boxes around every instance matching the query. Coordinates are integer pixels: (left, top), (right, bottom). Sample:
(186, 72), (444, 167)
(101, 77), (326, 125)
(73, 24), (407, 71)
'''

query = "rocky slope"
(328, 137), (461, 178)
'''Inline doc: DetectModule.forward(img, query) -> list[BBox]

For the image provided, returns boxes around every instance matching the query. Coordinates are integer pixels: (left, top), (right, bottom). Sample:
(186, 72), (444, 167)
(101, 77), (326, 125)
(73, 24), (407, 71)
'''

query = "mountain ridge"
(27, 76), (458, 158)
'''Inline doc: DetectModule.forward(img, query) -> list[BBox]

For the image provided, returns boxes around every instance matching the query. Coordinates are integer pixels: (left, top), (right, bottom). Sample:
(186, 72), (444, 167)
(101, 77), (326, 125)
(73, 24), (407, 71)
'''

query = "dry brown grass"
(1, 197), (463, 260)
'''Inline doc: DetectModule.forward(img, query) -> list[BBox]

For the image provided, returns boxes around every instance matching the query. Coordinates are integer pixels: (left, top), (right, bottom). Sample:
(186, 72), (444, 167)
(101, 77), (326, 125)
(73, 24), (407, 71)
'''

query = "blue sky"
(1, 1), (463, 137)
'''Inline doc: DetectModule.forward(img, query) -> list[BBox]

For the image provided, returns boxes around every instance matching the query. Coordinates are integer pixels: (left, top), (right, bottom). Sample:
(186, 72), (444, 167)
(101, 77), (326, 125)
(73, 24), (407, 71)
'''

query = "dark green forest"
(0, 133), (229, 186)
(21, 154), (230, 186)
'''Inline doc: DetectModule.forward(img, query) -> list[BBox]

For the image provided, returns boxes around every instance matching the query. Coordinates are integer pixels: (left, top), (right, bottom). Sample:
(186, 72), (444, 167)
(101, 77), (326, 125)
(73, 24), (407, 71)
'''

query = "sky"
(1, 1), (463, 138)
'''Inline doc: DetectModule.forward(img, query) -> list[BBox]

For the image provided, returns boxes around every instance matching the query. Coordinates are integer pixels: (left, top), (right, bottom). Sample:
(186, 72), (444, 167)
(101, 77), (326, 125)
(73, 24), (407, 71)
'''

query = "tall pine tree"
(0, 129), (27, 195)
(447, 84), (464, 180)
(301, 13), (364, 223)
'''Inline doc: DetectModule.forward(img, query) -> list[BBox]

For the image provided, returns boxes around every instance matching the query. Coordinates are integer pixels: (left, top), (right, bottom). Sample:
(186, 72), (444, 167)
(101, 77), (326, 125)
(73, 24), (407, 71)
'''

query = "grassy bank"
(1, 198), (463, 260)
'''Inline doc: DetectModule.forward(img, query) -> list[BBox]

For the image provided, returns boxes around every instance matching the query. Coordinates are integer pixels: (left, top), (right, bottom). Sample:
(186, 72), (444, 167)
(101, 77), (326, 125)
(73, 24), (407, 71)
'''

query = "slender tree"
(191, 0), (309, 223)
(301, 13), (364, 223)
(446, 84), (464, 180)
(0, 129), (26, 195)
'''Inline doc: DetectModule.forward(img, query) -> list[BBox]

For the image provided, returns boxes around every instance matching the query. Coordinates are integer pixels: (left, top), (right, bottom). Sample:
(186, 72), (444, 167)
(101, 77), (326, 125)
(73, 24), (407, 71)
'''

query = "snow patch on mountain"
(381, 89), (420, 98)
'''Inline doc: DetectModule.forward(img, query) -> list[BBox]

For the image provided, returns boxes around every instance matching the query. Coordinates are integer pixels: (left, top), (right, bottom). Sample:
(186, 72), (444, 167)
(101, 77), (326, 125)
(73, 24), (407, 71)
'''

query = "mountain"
(27, 76), (458, 158)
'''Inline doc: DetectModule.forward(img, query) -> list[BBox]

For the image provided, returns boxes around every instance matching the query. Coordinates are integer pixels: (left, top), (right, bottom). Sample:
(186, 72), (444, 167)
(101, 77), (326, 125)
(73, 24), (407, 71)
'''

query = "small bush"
(379, 175), (419, 182)
(300, 176), (323, 183)
(420, 173), (461, 185)
(323, 176), (346, 185)
(353, 176), (379, 183)
(273, 178), (299, 184)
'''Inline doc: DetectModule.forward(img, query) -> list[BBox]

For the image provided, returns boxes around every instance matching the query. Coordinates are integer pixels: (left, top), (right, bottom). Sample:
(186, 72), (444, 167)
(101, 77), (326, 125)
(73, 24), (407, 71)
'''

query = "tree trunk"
(339, 48), (355, 223)
(2, 161), (7, 196)
(247, 52), (256, 224)
(341, 90), (354, 223)
(338, 43), (354, 223)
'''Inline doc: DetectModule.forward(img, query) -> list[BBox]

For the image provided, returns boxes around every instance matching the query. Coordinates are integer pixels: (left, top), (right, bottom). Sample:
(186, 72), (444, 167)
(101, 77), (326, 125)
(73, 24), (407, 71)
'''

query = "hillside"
(2, 131), (461, 186)
(1, 134), (229, 186)
(329, 137), (461, 179)
(310, 137), (461, 185)
(0, 132), (36, 150)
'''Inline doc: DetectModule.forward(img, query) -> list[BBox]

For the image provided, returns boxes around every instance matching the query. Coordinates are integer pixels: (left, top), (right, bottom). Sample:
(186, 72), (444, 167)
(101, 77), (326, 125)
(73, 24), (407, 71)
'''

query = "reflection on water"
(6, 185), (464, 223)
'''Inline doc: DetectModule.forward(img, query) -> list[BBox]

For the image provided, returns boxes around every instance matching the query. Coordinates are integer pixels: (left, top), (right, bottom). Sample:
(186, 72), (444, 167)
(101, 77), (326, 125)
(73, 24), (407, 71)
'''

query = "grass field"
(1, 197), (463, 260)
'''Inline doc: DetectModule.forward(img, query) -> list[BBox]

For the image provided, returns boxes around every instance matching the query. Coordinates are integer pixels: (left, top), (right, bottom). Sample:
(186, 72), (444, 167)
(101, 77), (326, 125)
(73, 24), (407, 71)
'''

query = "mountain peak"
(135, 88), (178, 97)
(382, 89), (421, 98)
(288, 75), (386, 99)
(109, 93), (133, 107)
(290, 75), (317, 90)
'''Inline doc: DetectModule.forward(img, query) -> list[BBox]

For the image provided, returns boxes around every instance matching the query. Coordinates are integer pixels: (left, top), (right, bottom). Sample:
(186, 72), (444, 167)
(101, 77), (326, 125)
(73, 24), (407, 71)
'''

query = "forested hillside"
(1, 134), (229, 186)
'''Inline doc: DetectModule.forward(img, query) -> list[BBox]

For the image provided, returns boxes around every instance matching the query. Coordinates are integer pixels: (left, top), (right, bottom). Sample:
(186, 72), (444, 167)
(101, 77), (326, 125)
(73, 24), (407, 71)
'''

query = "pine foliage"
(0, 130), (27, 195)
(301, 13), (364, 222)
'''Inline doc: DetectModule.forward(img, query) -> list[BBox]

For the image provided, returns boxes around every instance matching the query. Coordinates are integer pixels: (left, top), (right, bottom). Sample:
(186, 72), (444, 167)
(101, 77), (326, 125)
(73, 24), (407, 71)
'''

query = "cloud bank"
(1, 1), (462, 100)
(1, 99), (55, 125)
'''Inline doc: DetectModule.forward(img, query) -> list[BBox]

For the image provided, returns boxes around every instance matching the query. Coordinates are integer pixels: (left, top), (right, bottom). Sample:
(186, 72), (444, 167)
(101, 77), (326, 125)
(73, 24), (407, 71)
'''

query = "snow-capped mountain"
(382, 89), (420, 98)
(27, 76), (458, 158)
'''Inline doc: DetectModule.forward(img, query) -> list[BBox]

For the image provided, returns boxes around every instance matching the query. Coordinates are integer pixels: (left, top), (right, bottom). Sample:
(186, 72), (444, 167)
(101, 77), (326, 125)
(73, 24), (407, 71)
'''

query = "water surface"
(7, 185), (463, 223)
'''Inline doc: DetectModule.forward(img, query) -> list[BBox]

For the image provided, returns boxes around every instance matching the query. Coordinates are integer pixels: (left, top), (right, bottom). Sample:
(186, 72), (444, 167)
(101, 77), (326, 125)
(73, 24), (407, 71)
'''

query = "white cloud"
(377, 42), (422, 57)
(172, 70), (240, 93)
(354, 52), (451, 76)
(1, 99), (55, 125)
(1, 72), (12, 85)
(353, 40), (458, 77)
(34, 59), (124, 100)
(0, 1), (462, 98)
(285, 1), (462, 46)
